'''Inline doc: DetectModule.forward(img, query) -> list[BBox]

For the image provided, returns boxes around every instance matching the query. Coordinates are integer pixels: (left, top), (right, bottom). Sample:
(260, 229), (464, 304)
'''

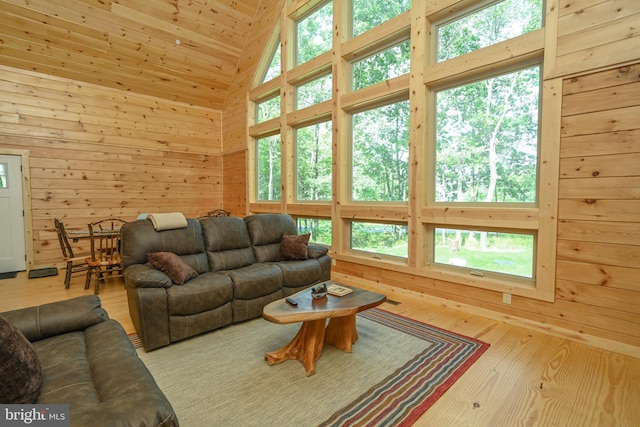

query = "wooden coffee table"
(262, 282), (386, 376)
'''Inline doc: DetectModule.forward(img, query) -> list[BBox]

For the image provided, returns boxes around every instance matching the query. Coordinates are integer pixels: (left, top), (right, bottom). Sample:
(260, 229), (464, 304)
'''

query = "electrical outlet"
(502, 293), (512, 304)
(331, 258), (336, 266)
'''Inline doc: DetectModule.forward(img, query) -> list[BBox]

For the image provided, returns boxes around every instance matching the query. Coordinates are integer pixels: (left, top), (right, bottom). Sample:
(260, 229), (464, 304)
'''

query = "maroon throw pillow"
(0, 315), (42, 404)
(279, 233), (310, 260)
(147, 252), (199, 285)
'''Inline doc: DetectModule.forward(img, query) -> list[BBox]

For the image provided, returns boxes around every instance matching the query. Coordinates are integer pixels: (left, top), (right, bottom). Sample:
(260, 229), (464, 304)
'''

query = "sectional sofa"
(120, 214), (331, 351)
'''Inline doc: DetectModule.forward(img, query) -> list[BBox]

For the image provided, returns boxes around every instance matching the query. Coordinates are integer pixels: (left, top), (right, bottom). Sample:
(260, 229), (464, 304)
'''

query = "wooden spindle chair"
(54, 218), (90, 289)
(85, 218), (127, 294)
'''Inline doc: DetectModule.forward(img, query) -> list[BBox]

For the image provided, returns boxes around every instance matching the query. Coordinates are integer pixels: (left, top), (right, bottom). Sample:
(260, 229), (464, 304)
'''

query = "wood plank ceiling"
(0, 0), (261, 109)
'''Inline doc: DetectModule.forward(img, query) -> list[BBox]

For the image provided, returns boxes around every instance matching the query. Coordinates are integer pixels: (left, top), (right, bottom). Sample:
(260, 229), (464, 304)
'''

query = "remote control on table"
(285, 297), (298, 307)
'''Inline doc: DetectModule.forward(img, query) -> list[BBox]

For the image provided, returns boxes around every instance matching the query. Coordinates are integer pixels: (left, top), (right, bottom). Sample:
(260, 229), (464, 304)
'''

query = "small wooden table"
(262, 282), (386, 376)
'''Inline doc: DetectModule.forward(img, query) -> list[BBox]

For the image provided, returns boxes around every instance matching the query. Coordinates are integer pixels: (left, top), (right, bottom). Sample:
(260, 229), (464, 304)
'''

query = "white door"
(0, 154), (26, 273)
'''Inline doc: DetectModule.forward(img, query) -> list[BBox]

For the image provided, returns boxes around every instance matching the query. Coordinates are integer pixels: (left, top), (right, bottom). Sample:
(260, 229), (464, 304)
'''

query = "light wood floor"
(1, 270), (638, 426)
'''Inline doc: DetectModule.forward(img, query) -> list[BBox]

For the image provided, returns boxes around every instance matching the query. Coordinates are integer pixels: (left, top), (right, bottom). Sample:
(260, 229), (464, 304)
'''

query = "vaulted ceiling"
(0, 0), (261, 109)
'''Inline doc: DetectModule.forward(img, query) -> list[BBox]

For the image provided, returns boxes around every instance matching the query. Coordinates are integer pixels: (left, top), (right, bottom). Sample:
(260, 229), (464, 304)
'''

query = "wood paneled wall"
(222, 0), (282, 215)
(556, 64), (640, 348)
(0, 0), (259, 109)
(0, 66), (223, 268)
(549, 0), (640, 79)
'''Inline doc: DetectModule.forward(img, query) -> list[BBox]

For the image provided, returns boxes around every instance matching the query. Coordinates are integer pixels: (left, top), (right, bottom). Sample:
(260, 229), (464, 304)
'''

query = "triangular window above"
(262, 42), (281, 84)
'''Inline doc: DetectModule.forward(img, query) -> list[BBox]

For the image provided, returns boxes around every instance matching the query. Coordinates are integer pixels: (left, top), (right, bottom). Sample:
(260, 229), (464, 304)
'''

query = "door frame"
(0, 148), (33, 271)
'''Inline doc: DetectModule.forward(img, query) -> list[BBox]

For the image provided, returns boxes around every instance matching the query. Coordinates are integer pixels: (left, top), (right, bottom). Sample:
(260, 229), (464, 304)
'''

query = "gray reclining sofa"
(0, 295), (178, 426)
(121, 213), (331, 351)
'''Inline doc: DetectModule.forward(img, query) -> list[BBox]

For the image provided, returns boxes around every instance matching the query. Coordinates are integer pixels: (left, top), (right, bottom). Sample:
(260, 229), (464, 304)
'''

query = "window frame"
(247, 0), (558, 302)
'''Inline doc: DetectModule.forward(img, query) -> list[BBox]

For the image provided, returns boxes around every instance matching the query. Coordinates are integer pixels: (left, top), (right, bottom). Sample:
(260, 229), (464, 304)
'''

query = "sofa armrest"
(308, 243), (329, 259)
(124, 264), (173, 289)
(0, 295), (108, 342)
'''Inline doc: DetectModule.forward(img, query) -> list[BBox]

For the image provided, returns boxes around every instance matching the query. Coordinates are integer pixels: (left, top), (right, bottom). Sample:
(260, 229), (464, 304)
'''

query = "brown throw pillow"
(279, 233), (310, 260)
(0, 315), (42, 404)
(147, 252), (199, 285)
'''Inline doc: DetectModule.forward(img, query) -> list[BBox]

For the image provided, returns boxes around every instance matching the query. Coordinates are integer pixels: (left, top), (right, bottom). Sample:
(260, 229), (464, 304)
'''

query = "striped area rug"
(319, 309), (489, 426)
(130, 308), (489, 426)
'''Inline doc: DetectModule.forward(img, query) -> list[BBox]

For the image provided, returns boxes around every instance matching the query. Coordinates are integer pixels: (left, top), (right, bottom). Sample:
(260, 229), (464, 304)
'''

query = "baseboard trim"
(332, 272), (640, 359)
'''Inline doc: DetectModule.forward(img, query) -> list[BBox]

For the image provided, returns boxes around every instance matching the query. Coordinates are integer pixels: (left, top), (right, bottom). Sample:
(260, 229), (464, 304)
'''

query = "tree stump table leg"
(325, 314), (358, 352)
(264, 319), (326, 376)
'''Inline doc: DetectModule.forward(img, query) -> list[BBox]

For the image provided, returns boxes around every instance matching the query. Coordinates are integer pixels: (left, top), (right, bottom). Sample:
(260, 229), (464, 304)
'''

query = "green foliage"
(352, 0), (411, 37)
(351, 222), (408, 258)
(257, 135), (281, 200)
(263, 43), (281, 83)
(434, 229), (534, 277)
(257, 96), (280, 123)
(296, 2), (333, 65)
(437, 0), (543, 62)
(296, 122), (332, 201)
(352, 40), (411, 91)
(297, 74), (332, 109)
(435, 66), (540, 203)
(352, 101), (409, 201)
(296, 218), (332, 245)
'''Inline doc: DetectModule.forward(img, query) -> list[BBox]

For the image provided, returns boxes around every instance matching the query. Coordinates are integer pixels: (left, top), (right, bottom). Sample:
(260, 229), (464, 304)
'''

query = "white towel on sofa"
(147, 212), (188, 231)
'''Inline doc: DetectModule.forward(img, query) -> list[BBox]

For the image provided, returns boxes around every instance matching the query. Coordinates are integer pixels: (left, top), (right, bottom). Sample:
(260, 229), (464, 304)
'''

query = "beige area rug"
(135, 309), (489, 426)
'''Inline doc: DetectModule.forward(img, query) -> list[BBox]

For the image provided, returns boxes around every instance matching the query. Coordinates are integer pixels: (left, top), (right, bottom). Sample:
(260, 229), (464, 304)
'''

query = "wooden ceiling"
(0, 0), (261, 109)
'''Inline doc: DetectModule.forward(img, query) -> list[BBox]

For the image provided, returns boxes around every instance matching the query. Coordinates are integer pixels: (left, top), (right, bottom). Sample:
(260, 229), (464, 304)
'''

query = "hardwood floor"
(1, 270), (638, 426)
(0, 270), (134, 333)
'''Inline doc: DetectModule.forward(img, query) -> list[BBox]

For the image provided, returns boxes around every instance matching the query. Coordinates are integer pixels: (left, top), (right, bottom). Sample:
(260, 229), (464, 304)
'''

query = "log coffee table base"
(264, 319), (326, 376)
(263, 284), (386, 376)
(264, 314), (359, 376)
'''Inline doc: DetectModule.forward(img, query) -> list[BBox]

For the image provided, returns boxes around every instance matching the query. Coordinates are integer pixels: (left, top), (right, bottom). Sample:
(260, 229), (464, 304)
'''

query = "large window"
(352, 40), (411, 91)
(296, 74), (332, 110)
(352, 100), (409, 202)
(297, 217), (332, 245)
(435, 65), (540, 204)
(434, 227), (535, 278)
(256, 135), (281, 201)
(249, 0), (555, 301)
(263, 43), (281, 83)
(351, 221), (408, 259)
(352, 0), (411, 37)
(257, 96), (280, 123)
(296, 121), (332, 201)
(296, 1), (333, 66)
(437, 0), (543, 62)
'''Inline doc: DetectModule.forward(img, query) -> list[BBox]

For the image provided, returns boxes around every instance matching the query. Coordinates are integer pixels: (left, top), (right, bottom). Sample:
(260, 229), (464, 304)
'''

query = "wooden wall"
(222, 0), (639, 356)
(0, 66), (224, 268)
(556, 64), (640, 349)
(222, 0), (282, 215)
(0, 0), (258, 110)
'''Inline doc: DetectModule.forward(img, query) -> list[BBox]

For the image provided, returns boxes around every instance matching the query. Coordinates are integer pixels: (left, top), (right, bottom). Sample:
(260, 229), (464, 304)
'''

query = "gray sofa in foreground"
(0, 296), (178, 426)
(121, 214), (331, 351)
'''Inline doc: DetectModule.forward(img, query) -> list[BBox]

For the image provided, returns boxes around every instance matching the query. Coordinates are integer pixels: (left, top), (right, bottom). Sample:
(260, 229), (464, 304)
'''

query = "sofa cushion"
(0, 315), (42, 404)
(201, 216), (256, 271)
(227, 264), (283, 300)
(279, 233), (310, 260)
(277, 259), (323, 288)
(308, 243), (329, 259)
(121, 218), (205, 269)
(147, 252), (199, 285)
(245, 214), (297, 262)
(167, 273), (233, 316)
